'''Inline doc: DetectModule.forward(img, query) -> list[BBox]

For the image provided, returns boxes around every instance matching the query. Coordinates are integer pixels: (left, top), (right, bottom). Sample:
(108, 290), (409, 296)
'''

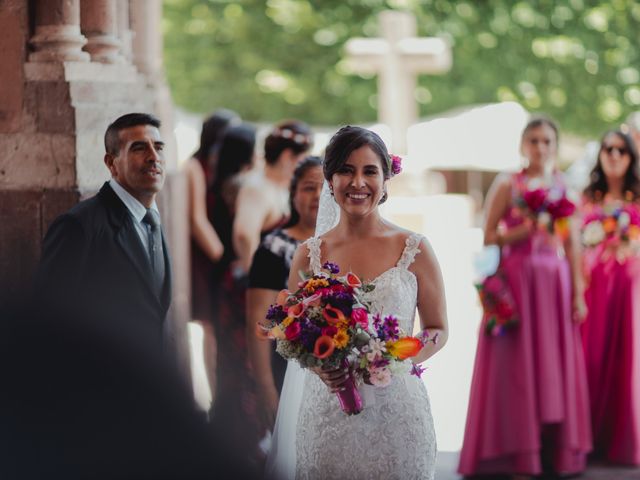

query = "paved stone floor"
(436, 451), (640, 479)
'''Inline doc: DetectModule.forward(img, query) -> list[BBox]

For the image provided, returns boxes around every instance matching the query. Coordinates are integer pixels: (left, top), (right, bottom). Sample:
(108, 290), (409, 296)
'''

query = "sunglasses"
(602, 145), (629, 155)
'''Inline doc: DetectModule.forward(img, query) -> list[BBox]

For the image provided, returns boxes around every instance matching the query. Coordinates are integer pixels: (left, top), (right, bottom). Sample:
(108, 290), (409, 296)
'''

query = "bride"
(266, 126), (448, 480)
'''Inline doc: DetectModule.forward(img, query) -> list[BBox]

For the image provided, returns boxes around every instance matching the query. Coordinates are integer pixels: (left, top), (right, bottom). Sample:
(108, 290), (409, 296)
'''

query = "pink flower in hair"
(390, 154), (403, 176)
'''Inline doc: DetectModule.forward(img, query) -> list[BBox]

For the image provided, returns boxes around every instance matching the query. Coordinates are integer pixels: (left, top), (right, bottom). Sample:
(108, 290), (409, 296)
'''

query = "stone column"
(29, 0), (90, 62)
(80, 0), (123, 63)
(116, 0), (133, 62)
(130, 0), (162, 79)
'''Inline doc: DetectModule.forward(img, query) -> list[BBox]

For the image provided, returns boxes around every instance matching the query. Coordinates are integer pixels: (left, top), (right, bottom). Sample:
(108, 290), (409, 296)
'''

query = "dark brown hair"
(323, 126), (392, 181)
(264, 120), (313, 165)
(521, 115), (559, 144)
(104, 113), (161, 155)
(583, 130), (640, 201)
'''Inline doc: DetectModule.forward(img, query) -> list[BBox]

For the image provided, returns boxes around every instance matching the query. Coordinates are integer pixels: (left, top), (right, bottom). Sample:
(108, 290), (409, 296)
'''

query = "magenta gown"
(459, 172), (592, 476)
(581, 201), (640, 466)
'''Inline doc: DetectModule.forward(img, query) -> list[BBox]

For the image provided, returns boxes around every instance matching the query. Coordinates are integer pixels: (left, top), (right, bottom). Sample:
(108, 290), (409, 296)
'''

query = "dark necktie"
(142, 209), (165, 296)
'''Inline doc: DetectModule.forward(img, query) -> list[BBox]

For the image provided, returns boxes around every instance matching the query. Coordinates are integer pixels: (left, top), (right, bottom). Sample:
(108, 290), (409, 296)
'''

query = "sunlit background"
(163, 0), (640, 460)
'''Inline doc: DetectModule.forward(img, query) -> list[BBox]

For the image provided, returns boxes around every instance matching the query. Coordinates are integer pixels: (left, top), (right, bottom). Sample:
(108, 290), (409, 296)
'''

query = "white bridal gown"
(267, 232), (436, 480)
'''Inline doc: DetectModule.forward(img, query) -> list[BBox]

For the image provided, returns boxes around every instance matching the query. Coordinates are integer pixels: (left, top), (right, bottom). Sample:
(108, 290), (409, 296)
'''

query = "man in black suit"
(36, 112), (171, 355)
(14, 113), (258, 479)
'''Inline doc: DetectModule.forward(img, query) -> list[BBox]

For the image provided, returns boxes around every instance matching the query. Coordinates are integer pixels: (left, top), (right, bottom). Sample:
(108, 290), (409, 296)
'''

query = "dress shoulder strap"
(304, 237), (323, 274)
(396, 233), (424, 270)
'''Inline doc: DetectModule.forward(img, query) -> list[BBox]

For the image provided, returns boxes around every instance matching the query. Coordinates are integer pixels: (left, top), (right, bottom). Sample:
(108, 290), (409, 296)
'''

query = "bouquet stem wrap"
(336, 362), (363, 415)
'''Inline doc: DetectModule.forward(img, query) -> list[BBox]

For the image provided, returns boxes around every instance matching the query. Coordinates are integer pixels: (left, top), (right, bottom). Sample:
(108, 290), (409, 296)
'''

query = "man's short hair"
(104, 113), (161, 155)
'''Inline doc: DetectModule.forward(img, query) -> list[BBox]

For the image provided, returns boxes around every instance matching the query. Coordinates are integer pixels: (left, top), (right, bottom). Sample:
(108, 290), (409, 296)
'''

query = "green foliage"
(163, 0), (640, 136)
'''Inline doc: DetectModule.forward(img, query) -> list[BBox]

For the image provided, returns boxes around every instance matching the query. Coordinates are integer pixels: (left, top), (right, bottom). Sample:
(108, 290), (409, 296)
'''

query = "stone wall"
(0, 0), (191, 387)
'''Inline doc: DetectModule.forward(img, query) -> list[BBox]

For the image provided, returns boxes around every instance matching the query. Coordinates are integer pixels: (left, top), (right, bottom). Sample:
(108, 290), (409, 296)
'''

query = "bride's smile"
(330, 145), (386, 212)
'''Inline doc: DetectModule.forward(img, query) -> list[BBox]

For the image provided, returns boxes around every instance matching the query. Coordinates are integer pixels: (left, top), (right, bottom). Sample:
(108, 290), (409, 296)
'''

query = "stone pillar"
(116, 0), (133, 62)
(80, 0), (123, 64)
(29, 0), (90, 62)
(130, 0), (162, 79)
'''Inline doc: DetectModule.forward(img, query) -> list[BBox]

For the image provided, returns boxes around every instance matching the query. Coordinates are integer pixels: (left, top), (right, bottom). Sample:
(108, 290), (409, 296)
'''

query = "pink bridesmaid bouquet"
(263, 262), (435, 415)
(475, 272), (519, 336)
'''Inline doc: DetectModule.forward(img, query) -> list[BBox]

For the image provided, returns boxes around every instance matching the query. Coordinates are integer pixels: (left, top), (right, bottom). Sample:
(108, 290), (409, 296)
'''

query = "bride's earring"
(329, 184), (334, 196)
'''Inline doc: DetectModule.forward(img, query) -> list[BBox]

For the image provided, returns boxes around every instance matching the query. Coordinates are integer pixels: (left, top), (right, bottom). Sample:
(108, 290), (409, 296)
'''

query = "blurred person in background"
(185, 109), (240, 405)
(459, 117), (591, 479)
(232, 120), (313, 275)
(206, 123), (264, 471)
(246, 156), (323, 432)
(580, 130), (640, 466)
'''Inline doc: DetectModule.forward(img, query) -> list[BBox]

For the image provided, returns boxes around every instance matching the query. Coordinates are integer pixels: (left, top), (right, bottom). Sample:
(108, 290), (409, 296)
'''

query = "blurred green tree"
(163, 0), (640, 136)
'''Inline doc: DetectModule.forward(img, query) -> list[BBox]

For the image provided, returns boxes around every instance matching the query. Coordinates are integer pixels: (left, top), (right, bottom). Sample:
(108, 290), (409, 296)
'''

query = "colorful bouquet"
(582, 202), (640, 248)
(514, 176), (576, 239)
(264, 261), (436, 415)
(475, 271), (519, 336)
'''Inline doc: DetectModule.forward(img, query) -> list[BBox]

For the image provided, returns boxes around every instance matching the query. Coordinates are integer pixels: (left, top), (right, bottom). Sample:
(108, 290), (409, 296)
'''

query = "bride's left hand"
(311, 365), (350, 393)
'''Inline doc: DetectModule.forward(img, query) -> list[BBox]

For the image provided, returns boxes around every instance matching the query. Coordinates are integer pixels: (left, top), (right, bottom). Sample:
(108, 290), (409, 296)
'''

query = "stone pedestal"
(29, 0), (90, 63)
(80, 0), (124, 64)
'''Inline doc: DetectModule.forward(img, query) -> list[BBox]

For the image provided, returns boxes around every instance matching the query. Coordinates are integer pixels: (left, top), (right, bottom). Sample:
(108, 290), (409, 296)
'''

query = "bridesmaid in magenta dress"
(581, 130), (640, 466)
(459, 117), (592, 478)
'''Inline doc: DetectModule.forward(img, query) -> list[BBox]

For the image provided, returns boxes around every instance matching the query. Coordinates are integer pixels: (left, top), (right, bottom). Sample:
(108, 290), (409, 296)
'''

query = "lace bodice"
(306, 233), (422, 334)
(295, 232), (436, 480)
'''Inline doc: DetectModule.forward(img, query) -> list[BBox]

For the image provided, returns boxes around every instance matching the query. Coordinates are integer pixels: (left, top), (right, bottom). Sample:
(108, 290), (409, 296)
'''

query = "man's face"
(105, 125), (165, 207)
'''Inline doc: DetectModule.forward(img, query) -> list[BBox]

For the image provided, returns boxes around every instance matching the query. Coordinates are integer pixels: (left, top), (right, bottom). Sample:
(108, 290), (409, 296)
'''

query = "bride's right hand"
(311, 365), (349, 393)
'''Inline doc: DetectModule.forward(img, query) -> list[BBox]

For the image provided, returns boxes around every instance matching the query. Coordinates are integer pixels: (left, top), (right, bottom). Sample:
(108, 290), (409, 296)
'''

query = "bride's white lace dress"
(294, 232), (436, 480)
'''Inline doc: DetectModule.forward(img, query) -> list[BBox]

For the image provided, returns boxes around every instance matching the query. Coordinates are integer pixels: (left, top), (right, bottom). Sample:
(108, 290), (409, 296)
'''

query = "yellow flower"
(304, 278), (329, 294)
(333, 329), (350, 349)
(281, 316), (294, 328)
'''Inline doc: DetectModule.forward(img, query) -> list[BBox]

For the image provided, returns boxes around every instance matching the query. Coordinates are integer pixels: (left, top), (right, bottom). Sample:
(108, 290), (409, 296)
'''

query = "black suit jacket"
(36, 182), (172, 355)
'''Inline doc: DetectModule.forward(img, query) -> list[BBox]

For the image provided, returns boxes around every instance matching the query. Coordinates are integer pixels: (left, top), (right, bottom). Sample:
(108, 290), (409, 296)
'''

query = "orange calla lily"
(276, 289), (290, 306)
(345, 272), (362, 288)
(386, 337), (423, 360)
(313, 335), (335, 359)
(323, 304), (347, 325)
(288, 302), (304, 318)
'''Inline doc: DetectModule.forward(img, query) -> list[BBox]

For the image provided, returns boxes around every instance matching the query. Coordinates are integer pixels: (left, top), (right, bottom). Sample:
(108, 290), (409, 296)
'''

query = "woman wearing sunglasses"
(581, 129), (640, 466)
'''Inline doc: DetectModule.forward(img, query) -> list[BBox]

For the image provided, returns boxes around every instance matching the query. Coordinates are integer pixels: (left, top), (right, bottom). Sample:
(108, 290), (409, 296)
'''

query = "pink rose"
(523, 188), (547, 213)
(350, 308), (369, 328)
(321, 325), (338, 337)
(285, 321), (302, 341)
(547, 196), (575, 219)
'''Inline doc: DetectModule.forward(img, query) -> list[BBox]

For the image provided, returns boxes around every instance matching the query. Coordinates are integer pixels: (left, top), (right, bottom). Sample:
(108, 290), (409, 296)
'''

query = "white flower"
(368, 367), (392, 387)
(538, 211), (552, 227)
(582, 221), (605, 246)
(618, 212), (630, 228)
(366, 338), (386, 361)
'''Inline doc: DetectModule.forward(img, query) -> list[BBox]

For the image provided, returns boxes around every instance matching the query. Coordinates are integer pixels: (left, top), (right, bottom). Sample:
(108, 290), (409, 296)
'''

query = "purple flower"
(410, 363), (426, 378)
(266, 304), (287, 322)
(322, 261), (340, 274)
(390, 154), (403, 176)
(326, 292), (353, 317)
(299, 320), (321, 351)
(377, 315), (399, 341)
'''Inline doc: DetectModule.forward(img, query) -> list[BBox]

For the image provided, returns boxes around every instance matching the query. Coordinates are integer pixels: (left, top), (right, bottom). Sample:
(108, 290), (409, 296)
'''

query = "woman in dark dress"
(186, 109), (239, 404)
(246, 157), (323, 431)
(206, 123), (263, 469)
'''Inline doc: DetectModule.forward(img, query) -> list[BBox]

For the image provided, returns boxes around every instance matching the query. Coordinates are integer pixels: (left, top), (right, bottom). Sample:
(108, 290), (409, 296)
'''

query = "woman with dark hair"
(185, 109), (240, 405)
(233, 120), (313, 274)
(267, 126), (448, 479)
(205, 123), (264, 469)
(459, 117), (591, 479)
(581, 130), (640, 466)
(246, 156), (323, 431)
